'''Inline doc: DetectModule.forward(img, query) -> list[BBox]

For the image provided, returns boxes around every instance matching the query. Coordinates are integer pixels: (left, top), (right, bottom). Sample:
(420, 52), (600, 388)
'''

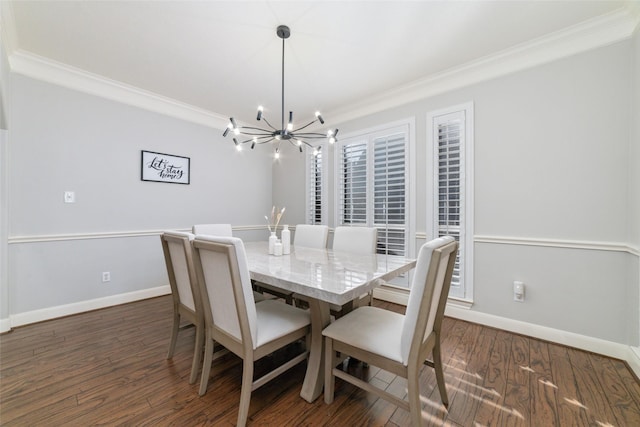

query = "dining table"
(244, 241), (417, 403)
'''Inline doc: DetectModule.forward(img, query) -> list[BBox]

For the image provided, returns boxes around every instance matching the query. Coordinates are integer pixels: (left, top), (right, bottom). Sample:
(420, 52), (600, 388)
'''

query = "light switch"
(64, 191), (75, 203)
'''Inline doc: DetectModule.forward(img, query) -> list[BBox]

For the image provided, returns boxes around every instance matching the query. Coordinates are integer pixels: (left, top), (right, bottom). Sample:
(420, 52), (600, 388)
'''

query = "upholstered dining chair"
(332, 226), (378, 313)
(160, 231), (204, 384)
(192, 223), (270, 303)
(192, 235), (311, 427)
(294, 224), (329, 249)
(323, 236), (458, 426)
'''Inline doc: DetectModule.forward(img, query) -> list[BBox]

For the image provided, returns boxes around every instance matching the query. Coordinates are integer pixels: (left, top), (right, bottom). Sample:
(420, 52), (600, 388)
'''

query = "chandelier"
(222, 25), (338, 159)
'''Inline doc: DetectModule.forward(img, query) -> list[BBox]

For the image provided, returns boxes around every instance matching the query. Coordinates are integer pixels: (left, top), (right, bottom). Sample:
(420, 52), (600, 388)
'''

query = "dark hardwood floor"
(1, 295), (639, 426)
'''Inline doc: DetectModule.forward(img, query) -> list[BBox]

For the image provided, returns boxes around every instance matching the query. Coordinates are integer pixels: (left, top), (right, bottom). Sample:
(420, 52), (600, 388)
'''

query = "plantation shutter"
(338, 141), (368, 225)
(374, 133), (406, 256)
(436, 113), (464, 297)
(307, 151), (323, 224)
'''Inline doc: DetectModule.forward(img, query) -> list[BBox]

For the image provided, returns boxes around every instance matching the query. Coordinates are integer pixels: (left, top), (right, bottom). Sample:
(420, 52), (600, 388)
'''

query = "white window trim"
(426, 102), (474, 303)
(333, 118), (416, 260)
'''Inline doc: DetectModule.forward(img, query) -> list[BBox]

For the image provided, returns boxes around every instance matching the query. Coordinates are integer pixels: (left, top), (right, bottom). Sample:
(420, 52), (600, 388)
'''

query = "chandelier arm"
(235, 127), (276, 135)
(260, 117), (278, 132)
(256, 137), (276, 145)
(293, 132), (330, 139)
(291, 119), (319, 132)
(290, 139), (313, 148)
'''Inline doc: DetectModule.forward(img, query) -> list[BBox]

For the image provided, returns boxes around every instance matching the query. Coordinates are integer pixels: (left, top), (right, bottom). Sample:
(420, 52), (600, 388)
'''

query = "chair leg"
(433, 341), (449, 407)
(407, 363), (423, 427)
(189, 324), (204, 384)
(166, 312), (180, 359)
(198, 337), (214, 396)
(324, 337), (336, 404)
(237, 357), (254, 427)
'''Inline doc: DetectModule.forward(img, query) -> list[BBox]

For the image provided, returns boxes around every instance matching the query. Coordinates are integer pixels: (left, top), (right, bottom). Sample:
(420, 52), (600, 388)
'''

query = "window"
(427, 103), (474, 301)
(306, 148), (326, 224)
(336, 121), (413, 258)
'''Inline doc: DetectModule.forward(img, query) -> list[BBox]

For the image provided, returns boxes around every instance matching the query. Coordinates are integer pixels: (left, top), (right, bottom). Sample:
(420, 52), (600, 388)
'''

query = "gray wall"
(0, 33), (9, 328)
(7, 74), (273, 316)
(275, 40), (638, 345)
(631, 27), (640, 347)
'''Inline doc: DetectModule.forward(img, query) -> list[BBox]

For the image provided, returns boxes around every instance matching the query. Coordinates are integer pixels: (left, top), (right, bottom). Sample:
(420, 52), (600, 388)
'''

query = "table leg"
(300, 299), (331, 402)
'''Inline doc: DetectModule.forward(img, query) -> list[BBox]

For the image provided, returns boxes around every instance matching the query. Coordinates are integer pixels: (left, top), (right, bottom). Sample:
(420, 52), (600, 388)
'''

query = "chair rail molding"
(8, 225), (268, 244)
(473, 234), (637, 256)
(415, 232), (636, 256)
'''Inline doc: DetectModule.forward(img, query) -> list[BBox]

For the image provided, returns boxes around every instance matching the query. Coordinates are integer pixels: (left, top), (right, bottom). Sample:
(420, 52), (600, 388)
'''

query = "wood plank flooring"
(1, 295), (639, 426)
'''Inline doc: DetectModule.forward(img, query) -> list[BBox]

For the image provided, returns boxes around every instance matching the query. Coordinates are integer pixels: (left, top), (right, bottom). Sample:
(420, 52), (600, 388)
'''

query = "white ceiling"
(2, 1), (638, 128)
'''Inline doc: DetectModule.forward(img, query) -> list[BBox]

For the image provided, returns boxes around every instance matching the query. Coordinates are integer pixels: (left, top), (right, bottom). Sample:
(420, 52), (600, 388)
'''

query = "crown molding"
(8, 50), (228, 130)
(4, 7), (639, 130)
(330, 7), (640, 125)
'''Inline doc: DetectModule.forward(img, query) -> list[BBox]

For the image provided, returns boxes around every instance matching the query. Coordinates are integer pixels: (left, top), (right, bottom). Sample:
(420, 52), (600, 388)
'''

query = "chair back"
(192, 223), (233, 236)
(294, 224), (329, 249)
(192, 235), (258, 349)
(333, 226), (377, 254)
(161, 231), (198, 312)
(400, 236), (458, 365)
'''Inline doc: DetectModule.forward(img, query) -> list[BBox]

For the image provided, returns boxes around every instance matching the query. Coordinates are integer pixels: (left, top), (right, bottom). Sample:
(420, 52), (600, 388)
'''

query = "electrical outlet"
(102, 272), (111, 283)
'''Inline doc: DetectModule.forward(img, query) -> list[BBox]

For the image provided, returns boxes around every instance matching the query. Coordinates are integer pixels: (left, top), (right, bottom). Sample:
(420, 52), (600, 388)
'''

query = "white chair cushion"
(255, 299), (311, 348)
(322, 306), (404, 364)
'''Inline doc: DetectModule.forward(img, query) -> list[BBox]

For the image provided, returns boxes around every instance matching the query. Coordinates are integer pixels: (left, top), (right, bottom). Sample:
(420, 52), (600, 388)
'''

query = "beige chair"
(332, 226), (377, 254)
(192, 223), (233, 236)
(192, 223), (269, 303)
(192, 235), (311, 427)
(294, 224), (329, 249)
(160, 231), (204, 384)
(323, 236), (458, 426)
(332, 226), (378, 313)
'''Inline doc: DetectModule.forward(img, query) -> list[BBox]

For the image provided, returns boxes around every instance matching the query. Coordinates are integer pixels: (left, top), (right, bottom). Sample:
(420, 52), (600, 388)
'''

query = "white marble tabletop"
(244, 241), (416, 306)
(244, 240), (416, 402)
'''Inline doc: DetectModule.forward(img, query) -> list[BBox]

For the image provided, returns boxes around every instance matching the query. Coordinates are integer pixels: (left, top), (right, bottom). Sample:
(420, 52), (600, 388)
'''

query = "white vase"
(268, 232), (277, 254)
(281, 225), (290, 254)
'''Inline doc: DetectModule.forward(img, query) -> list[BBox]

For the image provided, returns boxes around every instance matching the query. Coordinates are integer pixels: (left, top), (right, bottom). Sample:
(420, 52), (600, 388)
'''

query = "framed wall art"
(141, 150), (190, 184)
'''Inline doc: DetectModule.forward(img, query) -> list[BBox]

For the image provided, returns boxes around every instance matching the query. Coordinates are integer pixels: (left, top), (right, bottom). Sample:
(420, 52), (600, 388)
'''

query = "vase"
(281, 225), (291, 254)
(268, 232), (277, 254)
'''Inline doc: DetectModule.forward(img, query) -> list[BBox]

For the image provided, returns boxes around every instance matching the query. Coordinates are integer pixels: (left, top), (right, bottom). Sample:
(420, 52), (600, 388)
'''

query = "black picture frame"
(141, 150), (190, 184)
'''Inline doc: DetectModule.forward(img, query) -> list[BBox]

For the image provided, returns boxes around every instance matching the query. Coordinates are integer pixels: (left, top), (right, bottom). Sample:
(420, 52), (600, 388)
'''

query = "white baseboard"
(0, 317), (11, 333)
(8, 285), (171, 329)
(630, 347), (640, 378)
(445, 305), (640, 379)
